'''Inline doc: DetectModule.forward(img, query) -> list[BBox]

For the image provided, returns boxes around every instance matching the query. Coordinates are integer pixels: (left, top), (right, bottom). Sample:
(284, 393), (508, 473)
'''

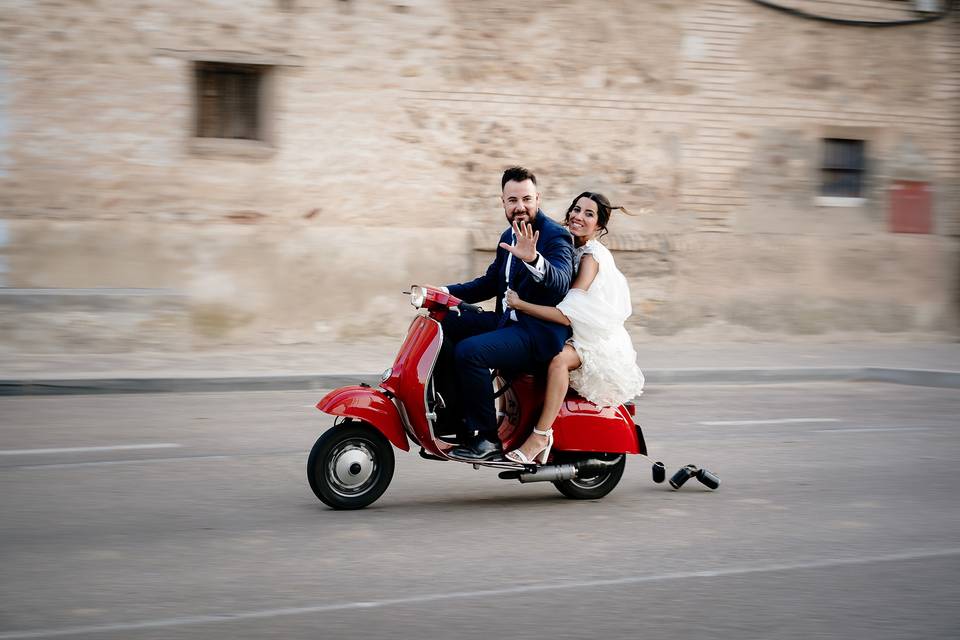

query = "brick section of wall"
(935, 8), (960, 236)
(0, 0), (957, 346)
(677, 0), (755, 232)
(677, 0), (960, 233)
(0, 0), (955, 233)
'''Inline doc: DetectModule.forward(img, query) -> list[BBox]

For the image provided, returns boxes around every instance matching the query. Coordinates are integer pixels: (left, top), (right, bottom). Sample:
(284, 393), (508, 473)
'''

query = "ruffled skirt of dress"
(567, 327), (645, 407)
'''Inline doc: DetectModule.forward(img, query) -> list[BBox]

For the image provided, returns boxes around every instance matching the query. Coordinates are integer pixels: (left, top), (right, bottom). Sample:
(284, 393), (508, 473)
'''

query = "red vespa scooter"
(307, 285), (665, 510)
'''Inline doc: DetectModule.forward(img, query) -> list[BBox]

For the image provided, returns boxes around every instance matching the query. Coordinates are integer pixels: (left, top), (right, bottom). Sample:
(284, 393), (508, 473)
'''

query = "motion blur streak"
(3, 547), (958, 640)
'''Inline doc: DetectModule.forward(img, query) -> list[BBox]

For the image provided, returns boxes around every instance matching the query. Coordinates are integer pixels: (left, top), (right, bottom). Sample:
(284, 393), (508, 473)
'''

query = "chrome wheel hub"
(327, 440), (378, 496)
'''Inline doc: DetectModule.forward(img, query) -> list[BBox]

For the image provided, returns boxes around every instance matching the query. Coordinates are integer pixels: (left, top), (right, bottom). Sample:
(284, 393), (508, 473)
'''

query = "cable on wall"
(749, 0), (955, 27)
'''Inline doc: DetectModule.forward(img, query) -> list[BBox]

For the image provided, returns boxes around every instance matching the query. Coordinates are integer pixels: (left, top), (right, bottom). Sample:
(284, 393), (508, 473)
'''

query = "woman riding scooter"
(505, 191), (645, 464)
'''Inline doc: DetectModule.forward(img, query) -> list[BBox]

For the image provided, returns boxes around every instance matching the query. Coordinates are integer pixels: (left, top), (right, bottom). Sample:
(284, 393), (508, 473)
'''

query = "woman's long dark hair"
(563, 191), (631, 240)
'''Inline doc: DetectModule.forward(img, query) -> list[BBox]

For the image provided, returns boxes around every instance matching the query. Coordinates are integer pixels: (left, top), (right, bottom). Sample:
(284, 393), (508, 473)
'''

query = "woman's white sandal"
(505, 427), (554, 465)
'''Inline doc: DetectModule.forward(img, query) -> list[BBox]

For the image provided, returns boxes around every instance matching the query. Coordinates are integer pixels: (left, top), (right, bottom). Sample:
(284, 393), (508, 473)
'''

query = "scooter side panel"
(382, 315), (445, 455)
(551, 398), (642, 454)
(316, 386), (410, 451)
(497, 375), (546, 452)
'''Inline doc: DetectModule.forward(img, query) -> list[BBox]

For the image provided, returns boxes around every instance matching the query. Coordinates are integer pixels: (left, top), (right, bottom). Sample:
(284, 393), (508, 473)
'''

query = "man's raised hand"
(499, 220), (540, 263)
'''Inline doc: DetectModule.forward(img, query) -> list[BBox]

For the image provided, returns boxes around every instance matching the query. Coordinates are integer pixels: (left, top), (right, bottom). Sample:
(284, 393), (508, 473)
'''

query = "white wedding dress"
(557, 239), (645, 406)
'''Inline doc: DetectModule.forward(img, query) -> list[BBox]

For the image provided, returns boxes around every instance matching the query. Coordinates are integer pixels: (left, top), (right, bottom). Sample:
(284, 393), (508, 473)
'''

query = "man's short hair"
(501, 166), (538, 190)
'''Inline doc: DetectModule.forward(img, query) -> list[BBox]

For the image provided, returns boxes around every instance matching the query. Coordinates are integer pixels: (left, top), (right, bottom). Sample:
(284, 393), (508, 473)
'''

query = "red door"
(889, 181), (933, 234)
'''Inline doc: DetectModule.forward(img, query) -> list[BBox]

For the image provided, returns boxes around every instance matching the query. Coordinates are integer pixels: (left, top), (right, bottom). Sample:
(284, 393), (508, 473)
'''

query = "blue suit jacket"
(448, 211), (574, 361)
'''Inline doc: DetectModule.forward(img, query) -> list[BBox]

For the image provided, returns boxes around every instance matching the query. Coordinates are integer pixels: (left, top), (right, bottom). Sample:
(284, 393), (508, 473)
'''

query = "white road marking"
(14, 456), (231, 470)
(699, 418), (839, 426)
(814, 426), (933, 434)
(0, 444), (181, 456)
(1, 547), (957, 639)
(9, 450), (303, 470)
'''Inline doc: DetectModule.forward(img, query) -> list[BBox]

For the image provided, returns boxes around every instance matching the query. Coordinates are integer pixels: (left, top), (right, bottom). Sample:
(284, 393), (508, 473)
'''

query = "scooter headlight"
(380, 367), (392, 383)
(410, 285), (426, 308)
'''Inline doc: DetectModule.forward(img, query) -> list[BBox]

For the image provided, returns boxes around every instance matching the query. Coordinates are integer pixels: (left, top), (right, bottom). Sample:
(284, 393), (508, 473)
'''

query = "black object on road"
(669, 464), (720, 490)
(652, 461), (666, 483)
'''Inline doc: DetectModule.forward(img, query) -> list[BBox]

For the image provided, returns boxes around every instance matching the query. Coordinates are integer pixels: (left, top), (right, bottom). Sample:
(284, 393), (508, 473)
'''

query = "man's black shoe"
(451, 436), (503, 461)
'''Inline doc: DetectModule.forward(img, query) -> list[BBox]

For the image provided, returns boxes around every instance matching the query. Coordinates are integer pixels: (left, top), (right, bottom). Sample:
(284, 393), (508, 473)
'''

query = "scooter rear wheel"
(551, 452), (625, 500)
(307, 421), (395, 510)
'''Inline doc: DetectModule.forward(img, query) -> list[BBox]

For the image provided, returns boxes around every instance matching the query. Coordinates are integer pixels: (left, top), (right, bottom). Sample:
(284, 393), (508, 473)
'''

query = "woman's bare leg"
(539, 345), (582, 430)
(510, 345), (581, 461)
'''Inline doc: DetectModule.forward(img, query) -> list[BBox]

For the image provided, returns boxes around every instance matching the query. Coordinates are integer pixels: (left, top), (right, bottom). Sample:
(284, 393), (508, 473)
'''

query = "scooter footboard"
(552, 401), (645, 454)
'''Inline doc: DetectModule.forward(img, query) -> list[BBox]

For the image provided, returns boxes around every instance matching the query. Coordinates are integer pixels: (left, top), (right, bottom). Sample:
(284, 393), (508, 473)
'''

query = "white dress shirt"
(504, 231), (545, 321)
(441, 231), (546, 322)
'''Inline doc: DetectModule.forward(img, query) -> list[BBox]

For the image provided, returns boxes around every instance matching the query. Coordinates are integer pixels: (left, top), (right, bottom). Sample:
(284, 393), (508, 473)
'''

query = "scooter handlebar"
(408, 285), (487, 317)
(409, 285), (466, 313)
(458, 302), (484, 314)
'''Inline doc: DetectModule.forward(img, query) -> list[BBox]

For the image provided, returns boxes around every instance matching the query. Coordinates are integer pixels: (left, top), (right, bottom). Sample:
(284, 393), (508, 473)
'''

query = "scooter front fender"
(316, 386), (410, 452)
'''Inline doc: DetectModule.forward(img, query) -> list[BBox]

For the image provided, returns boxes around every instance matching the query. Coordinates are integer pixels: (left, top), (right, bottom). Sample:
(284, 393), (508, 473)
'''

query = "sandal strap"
(532, 427), (553, 436)
(505, 449), (533, 464)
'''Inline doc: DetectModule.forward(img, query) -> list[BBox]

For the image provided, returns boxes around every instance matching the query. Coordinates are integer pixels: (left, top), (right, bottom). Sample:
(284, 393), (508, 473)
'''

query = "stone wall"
(0, 0), (957, 350)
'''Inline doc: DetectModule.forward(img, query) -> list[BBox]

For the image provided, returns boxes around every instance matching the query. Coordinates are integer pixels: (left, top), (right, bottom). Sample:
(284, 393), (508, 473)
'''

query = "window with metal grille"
(195, 62), (268, 140)
(821, 138), (866, 198)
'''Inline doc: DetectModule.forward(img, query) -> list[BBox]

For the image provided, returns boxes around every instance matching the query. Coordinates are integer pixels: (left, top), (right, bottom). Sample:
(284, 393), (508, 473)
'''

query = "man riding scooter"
(437, 166), (574, 461)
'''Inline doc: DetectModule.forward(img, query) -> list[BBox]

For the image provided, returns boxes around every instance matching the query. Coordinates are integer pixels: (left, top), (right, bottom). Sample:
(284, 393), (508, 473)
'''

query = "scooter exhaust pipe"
(575, 457), (623, 472)
(516, 463), (578, 483)
(502, 456), (627, 483)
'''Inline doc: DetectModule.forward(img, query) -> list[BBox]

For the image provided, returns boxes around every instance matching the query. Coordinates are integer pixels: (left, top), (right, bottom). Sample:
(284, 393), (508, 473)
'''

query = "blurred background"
(2, 3), (960, 640)
(0, 0), (957, 353)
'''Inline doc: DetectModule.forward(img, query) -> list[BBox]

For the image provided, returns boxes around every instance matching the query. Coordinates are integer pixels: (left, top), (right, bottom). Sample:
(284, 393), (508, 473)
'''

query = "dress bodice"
(572, 239), (598, 275)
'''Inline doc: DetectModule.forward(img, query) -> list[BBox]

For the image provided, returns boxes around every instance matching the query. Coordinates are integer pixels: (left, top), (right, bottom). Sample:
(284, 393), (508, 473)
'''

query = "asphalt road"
(1, 382), (959, 639)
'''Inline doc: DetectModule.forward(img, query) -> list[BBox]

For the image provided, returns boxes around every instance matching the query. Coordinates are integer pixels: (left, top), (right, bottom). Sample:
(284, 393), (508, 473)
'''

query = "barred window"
(821, 138), (866, 198)
(195, 62), (268, 140)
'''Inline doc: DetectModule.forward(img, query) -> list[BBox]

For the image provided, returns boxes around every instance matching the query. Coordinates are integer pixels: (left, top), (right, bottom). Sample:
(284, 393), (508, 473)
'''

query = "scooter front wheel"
(551, 452), (625, 500)
(307, 421), (395, 510)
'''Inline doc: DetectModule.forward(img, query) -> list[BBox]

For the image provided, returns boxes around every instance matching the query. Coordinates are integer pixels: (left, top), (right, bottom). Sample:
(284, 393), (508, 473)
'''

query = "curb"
(856, 367), (960, 389)
(0, 374), (382, 396)
(2, 367), (959, 396)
